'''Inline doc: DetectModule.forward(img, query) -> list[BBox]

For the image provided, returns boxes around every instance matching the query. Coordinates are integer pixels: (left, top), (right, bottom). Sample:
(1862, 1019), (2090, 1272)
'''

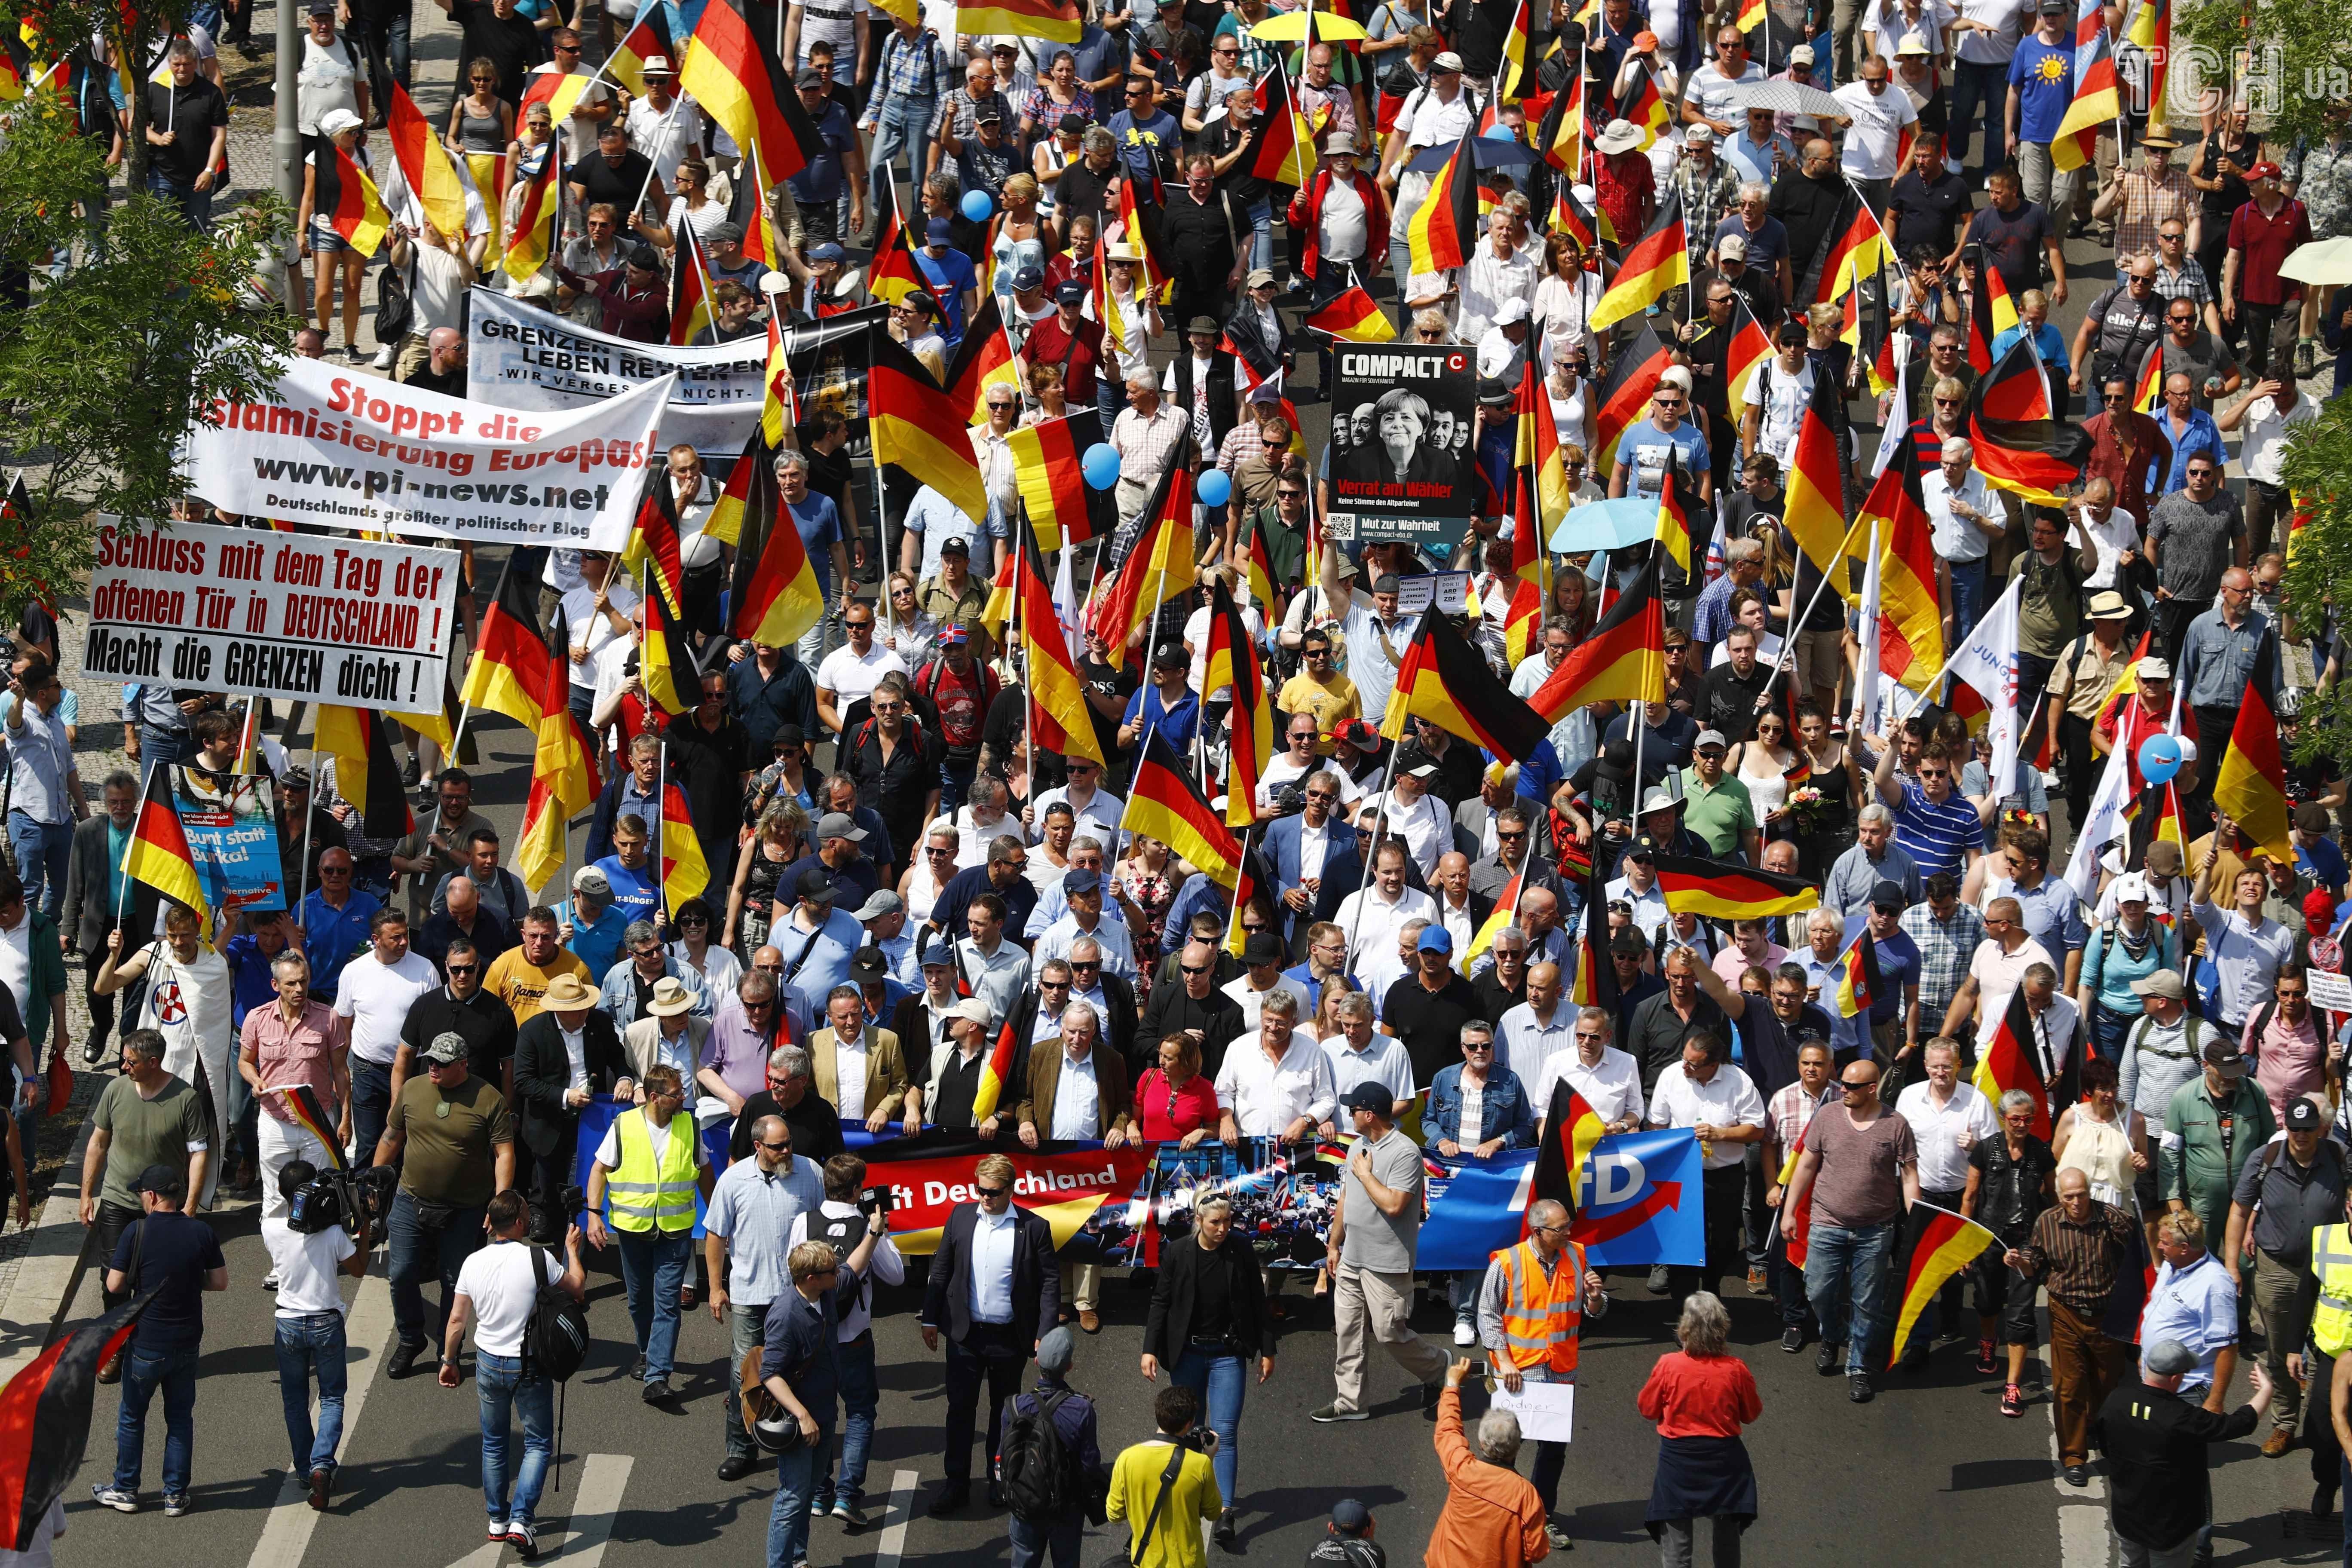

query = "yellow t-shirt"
(482, 946), (592, 1026)
(1105, 1439), (1222, 1568)
(1276, 671), (1360, 756)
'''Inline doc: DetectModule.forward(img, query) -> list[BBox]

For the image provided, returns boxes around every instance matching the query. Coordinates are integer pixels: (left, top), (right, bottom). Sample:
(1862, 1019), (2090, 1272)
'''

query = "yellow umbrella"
(1250, 9), (1369, 41)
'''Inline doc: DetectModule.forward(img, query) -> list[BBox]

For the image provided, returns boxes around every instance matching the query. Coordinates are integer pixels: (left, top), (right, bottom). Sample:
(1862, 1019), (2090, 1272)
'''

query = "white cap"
(318, 107), (364, 137)
(1659, 365), (1694, 391)
(1789, 43), (1816, 63)
(2112, 872), (2151, 904)
(1496, 297), (1532, 325)
(1717, 233), (1747, 260)
(1433, 49), (1465, 70)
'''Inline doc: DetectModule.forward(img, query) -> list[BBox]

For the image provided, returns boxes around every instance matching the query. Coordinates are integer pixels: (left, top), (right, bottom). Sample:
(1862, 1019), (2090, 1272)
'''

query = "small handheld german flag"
(1831, 919), (1880, 1019)
(1887, 1203), (1999, 1367)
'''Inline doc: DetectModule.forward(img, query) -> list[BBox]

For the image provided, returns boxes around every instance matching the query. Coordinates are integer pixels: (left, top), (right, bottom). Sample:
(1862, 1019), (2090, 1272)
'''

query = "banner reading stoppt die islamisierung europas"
(180, 354), (672, 544)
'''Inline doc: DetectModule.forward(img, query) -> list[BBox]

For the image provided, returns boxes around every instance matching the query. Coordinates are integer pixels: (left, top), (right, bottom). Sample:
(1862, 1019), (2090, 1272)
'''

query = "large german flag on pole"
(1654, 854), (1820, 919)
(314, 706), (414, 839)
(667, 226), (714, 346)
(730, 446), (827, 650)
(624, 480), (688, 615)
(1830, 919), (1881, 1017)
(122, 766), (211, 938)
(678, 0), (821, 187)
(501, 143), (560, 281)
(2211, 630), (2293, 863)
(1091, 432), (1197, 668)
(1972, 983), (2051, 1141)
(384, 78), (476, 239)
(658, 779), (711, 906)
(1888, 1204), (1999, 1367)
(0, 1291), (160, 1550)
(1379, 607), (1553, 762)
(1533, 1078), (1609, 1217)
(867, 184), (933, 309)
(1569, 864), (1618, 1011)
(1203, 577), (1271, 827)
(1968, 335), (2091, 507)
(459, 550), (550, 732)
(1588, 188), (1688, 332)
(957, 0), (1081, 41)
(1590, 323), (1672, 481)
(1653, 444), (1697, 579)
(312, 138), (390, 258)
(1526, 553), (1666, 722)
(1008, 409), (1106, 553)
(1964, 245), (2020, 375)
(642, 566), (702, 716)
(1514, 357), (1574, 542)
(870, 331), (989, 523)
(1781, 368), (1853, 579)
(1406, 122), (1481, 276)
(517, 609), (601, 893)
(1856, 429), (1944, 689)
(1248, 66), (1315, 188)
(1017, 524), (1108, 770)
(1128, 731), (1245, 890)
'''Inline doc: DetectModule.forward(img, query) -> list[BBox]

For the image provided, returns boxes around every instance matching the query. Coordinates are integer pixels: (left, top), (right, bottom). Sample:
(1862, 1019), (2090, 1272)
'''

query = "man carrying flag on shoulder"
(1473, 1195), (1607, 1551)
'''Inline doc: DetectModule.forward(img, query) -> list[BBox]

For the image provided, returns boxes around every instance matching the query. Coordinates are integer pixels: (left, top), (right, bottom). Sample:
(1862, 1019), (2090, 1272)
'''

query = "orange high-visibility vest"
(1495, 1237), (1584, 1374)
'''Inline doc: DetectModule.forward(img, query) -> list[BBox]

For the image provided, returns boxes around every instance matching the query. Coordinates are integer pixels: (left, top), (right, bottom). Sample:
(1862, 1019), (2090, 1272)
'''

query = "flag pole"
(1344, 683), (1410, 964)
(1756, 505), (1870, 718)
(297, 737), (316, 912)
(118, 760), (157, 937)
(628, 100), (684, 223)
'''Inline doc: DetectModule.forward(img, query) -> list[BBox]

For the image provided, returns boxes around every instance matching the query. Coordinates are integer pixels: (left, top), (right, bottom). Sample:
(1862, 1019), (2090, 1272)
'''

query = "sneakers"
(91, 1485), (138, 1513)
(2000, 1383), (2025, 1418)
(162, 1493), (191, 1517)
(508, 1520), (539, 1561)
(1814, 1341), (1844, 1376)
(833, 1498), (866, 1528)
(1975, 1339), (1998, 1376)
(308, 1467), (332, 1511)
(1452, 1320), (1477, 1346)
(370, 344), (395, 370)
(1545, 1522), (1574, 1550)
(1779, 1327), (1804, 1354)
(1847, 1373), (1874, 1404)
(1308, 1403), (1368, 1423)
(487, 1520), (508, 1542)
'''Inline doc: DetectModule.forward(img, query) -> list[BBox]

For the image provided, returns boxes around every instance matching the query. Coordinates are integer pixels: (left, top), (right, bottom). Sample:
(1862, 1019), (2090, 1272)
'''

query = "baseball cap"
(2248, 159), (2284, 181)
(1684, 122), (1715, 143)
(797, 868), (839, 902)
(855, 889), (904, 922)
(1432, 49), (1464, 70)
(134, 1164), (187, 1199)
(937, 622), (972, 646)
(808, 241), (847, 264)
(1064, 867), (1103, 896)
(571, 867), (611, 897)
(922, 939), (957, 968)
(948, 996), (995, 1025)
(1869, 879), (1908, 910)
(2136, 655), (2172, 680)
(2111, 872), (2151, 904)
(2130, 969), (2186, 1000)
(1012, 262), (1046, 291)
(1694, 729), (1728, 751)
(1342, 1082), (1394, 1114)
(849, 946), (888, 983)
(795, 66), (827, 88)
(1243, 931), (1283, 966)
(1055, 279), (1088, 305)
(2200, 1037), (2248, 1075)
(927, 216), (955, 244)
(940, 534), (971, 556)
(1151, 643), (1188, 670)
(817, 812), (867, 842)
(1245, 266), (1276, 288)
(318, 107), (365, 137)
(2287, 1098), (2324, 1130)
(1718, 233), (1747, 260)
(1416, 925), (1455, 954)
(1329, 1501), (1372, 1535)
(423, 1030), (469, 1064)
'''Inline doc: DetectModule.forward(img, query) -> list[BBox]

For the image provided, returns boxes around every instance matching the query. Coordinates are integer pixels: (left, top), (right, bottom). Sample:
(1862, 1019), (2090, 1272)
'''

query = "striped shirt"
(1891, 779), (1981, 880)
(2018, 1200), (2139, 1318)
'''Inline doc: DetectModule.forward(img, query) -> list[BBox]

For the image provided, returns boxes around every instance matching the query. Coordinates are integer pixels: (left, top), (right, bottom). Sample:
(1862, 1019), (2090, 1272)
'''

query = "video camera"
(286, 1165), (397, 1236)
(856, 1184), (897, 1220)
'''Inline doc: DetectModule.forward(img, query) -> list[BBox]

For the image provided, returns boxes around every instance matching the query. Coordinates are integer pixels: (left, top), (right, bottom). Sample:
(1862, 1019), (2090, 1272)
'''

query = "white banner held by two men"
(181, 355), (672, 544)
(464, 288), (769, 454)
(82, 519), (464, 707)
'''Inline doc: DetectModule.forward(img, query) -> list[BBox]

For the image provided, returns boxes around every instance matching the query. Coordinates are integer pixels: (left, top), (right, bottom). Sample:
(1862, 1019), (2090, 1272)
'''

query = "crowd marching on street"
(8, 0), (2352, 1557)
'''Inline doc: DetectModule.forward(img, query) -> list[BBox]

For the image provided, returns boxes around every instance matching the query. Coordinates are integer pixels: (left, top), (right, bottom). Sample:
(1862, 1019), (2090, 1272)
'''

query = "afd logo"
(1574, 1148), (1685, 1244)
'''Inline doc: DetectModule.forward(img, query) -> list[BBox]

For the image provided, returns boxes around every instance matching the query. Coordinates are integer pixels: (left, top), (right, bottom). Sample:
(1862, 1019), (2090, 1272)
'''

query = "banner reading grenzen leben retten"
(83, 519), (463, 707)
(181, 355), (671, 544)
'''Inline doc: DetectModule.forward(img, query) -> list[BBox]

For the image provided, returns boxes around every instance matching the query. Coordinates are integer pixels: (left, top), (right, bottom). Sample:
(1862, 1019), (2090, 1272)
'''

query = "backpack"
(524, 1245), (591, 1383)
(1001, 1386), (1084, 1522)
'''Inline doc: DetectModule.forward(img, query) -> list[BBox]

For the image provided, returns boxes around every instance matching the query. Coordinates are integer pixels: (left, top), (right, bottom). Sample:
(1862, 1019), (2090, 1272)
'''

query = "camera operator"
(263, 1158), (373, 1510)
(707, 1114), (827, 1483)
(374, 1032), (517, 1381)
(762, 1230), (887, 1568)
(786, 1153), (907, 1526)
(1106, 1386), (1223, 1563)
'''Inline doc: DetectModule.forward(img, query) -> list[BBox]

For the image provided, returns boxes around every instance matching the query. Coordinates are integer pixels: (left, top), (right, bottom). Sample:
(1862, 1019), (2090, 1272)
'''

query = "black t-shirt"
(404, 364), (467, 397)
(16, 601), (58, 658)
(1381, 973), (1482, 1087)
(2197, 135), (2257, 221)
(400, 985), (520, 1085)
(1205, 116), (1269, 207)
(1697, 660), (1774, 743)
(1966, 199), (2053, 300)
(1470, 966), (1524, 1029)
(729, 1087), (846, 1163)
(1888, 167), (1971, 256)
(111, 1211), (226, 1353)
(453, 0), (544, 104)
(146, 78), (229, 186)
(569, 149), (656, 215)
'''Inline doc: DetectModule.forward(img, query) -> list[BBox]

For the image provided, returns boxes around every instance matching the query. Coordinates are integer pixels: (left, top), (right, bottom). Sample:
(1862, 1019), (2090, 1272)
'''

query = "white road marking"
(247, 1273), (395, 1568)
(543, 1453), (632, 1565)
(2041, 1333), (2112, 1568)
(872, 1469), (919, 1568)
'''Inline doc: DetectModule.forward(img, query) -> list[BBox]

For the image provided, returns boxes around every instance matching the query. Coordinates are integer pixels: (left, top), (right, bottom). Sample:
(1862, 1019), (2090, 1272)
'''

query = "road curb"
(0, 1112), (98, 1384)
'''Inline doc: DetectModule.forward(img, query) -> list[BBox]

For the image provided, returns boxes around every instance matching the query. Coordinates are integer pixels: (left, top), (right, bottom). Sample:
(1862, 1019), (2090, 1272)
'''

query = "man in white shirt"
(1890, 1040), (1997, 1239)
(1683, 27), (1767, 136)
(561, 553), (640, 718)
(815, 604), (909, 736)
(1647, 1029), (1768, 1299)
(783, 1150), (905, 1523)
(955, 893), (1030, 1027)
(262, 1156), (374, 1504)
(1216, 993), (1338, 1140)
(1531, 1004), (1646, 1133)
(1498, 962), (1577, 1087)
(1331, 841), (1438, 995)
(1027, 758), (1124, 844)
(340, 910), (442, 1105)
(1921, 437), (2003, 610)
(1318, 989), (1415, 1128)
(1829, 55), (1918, 209)
(1355, 763), (1453, 878)
(1457, 208), (1540, 346)
(1428, 852), (1485, 959)
(1941, 896), (2057, 1047)
(1376, 51), (1476, 282)
(2215, 375), (2320, 556)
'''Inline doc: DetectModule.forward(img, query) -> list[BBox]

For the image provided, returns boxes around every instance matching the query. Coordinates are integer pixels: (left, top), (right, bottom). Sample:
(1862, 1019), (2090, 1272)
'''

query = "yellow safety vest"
(2312, 1223), (2352, 1357)
(607, 1108), (700, 1234)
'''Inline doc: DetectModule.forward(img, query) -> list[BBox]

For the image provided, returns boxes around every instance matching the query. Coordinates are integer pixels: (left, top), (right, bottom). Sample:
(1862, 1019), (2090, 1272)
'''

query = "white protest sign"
(465, 288), (768, 453)
(1489, 1378), (1574, 1442)
(182, 355), (671, 544)
(83, 519), (462, 707)
(1394, 572), (1471, 616)
(2309, 970), (2352, 1015)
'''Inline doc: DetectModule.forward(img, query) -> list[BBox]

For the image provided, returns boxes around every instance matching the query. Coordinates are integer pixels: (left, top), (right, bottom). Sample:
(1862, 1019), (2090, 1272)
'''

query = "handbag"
(377, 263), (414, 346)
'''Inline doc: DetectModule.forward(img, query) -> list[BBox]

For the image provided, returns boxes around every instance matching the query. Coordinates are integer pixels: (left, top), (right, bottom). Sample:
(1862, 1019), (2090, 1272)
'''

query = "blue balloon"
(961, 189), (995, 223)
(2138, 733), (2183, 786)
(1196, 469), (1233, 508)
(1082, 442), (1121, 491)
(1483, 123), (1517, 140)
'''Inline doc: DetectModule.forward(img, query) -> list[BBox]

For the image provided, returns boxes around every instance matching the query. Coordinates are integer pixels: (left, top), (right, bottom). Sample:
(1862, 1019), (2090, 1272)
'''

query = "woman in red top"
(1133, 1032), (1220, 1146)
(1636, 1291), (1763, 1566)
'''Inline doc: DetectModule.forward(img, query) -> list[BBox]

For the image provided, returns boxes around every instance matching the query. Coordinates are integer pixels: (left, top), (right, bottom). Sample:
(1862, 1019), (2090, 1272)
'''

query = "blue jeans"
(1241, 193), (1274, 275)
(475, 1351), (554, 1528)
(767, 1437), (823, 1568)
(615, 1226), (693, 1381)
(1173, 1344), (1244, 1505)
(820, 1330), (879, 1508)
(868, 94), (937, 231)
(114, 1342), (199, 1495)
(352, 0), (410, 87)
(387, 1189), (485, 1352)
(136, 726), (193, 768)
(1804, 1219), (1898, 1374)
(1948, 557), (1988, 639)
(2087, 999), (2138, 1064)
(1948, 60), (2008, 178)
(144, 169), (214, 231)
(350, 1060), (391, 1170)
(274, 1311), (350, 1475)
(7, 812), (70, 919)
(1010, 1512), (1085, 1568)
(1096, 380), (1129, 431)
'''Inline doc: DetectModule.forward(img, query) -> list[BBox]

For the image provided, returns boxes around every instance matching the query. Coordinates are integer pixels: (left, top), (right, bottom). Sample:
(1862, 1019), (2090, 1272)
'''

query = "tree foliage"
(2277, 395), (2352, 769)
(2170, 0), (2352, 152)
(0, 87), (292, 622)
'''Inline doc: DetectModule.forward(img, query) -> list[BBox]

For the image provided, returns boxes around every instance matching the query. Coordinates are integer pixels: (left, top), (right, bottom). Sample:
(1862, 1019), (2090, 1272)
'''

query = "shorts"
(309, 219), (356, 255)
(1974, 1253), (2038, 1345)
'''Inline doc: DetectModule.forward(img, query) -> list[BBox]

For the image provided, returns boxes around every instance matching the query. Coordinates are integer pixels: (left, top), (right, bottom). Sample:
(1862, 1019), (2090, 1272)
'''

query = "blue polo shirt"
(2155, 409), (2226, 493)
(557, 899), (632, 981)
(787, 99), (858, 205)
(298, 886), (381, 1001)
(1121, 683), (1200, 754)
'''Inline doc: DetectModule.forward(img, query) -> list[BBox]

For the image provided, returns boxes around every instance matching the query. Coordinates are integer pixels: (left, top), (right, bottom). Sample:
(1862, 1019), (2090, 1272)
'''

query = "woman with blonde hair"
(879, 569), (938, 664)
(991, 173), (1054, 309)
(726, 799), (808, 952)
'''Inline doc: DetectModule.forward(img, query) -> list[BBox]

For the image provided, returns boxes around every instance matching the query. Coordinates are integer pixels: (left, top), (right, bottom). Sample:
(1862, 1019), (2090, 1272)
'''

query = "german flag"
(1305, 283), (1396, 342)
(122, 766), (211, 938)
(1537, 69), (1584, 178)
(458, 550), (549, 732)
(1888, 1204), (1999, 1367)
(1130, 731), (1245, 890)
(1017, 527), (1108, 770)
(1589, 189), (1687, 332)
(0, 1291), (159, 1550)
(1724, 295), (1773, 412)
(1221, 839), (1277, 959)
(517, 609), (601, 892)
(1498, 0), (1534, 99)
(2132, 340), (2165, 413)
(2051, 0), (2119, 171)
(678, 0), (822, 187)
(1654, 854), (1820, 919)
(312, 138), (390, 259)
(760, 310), (796, 451)
(1527, 553), (1665, 721)
(314, 705), (415, 839)
(1590, 322), (1672, 480)
(1569, 864), (1617, 1011)
(1814, 193), (1884, 309)
(384, 79), (475, 239)
(1968, 337), (2091, 506)
(946, 295), (1022, 423)
(1461, 869), (1521, 977)
(1856, 430), (1944, 689)
(668, 226), (713, 346)
(624, 482), (688, 614)
(1513, 358), (1573, 543)
(729, 445), (827, 650)
(1008, 410), (1102, 553)
(1654, 444), (1697, 578)
(1972, 983), (2051, 1140)
(2213, 631), (2292, 862)
(1534, 1078), (1609, 1217)
(1964, 245), (2020, 375)
(1736, 0), (1765, 28)
(971, 1020), (1020, 1118)
(867, 186), (933, 309)
(276, 1084), (347, 1170)
(1777, 1120), (1815, 1267)
(1406, 122), (1481, 276)
(1243, 523), (1277, 612)
(605, 7), (675, 95)
(658, 780), (710, 906)
(1831, 920), (1880, 1018)
(518, 64), (596, 126)
(728, 143), (786, 272)
(1248, 67), (1315, 188)
(1117, 175), (1175, 306)
(980, 540), (1018, 646)
(1379, 608), (1552, 762)
(642, 565), (701, 716)
(956, 0), (1081, 42)
(0, 34), (24, 101)
(1782, 367), (1852, 578)
(1204, 578), (1270, 827)
(1551, 169), (1601, 256)
(709, 429), (764, 551)
(871, 331), (988, 522)
(501, 144), (560, 281)
(1615, 60), (1669, 147)
(1091, 432), (1197, 669)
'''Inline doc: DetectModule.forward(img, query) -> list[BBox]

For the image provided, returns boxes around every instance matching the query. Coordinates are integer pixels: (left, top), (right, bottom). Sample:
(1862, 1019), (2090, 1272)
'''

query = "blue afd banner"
(1413, 1129), (1706, 1271)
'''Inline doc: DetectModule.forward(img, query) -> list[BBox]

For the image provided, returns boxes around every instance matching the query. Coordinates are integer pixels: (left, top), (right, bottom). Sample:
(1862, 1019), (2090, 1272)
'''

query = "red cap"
(2248, 160), (2285, 181)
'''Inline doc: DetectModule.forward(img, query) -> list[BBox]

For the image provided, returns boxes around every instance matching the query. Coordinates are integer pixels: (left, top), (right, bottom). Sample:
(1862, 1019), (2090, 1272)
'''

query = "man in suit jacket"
(921, 1153), (1060, 1514)
(619, 977), (714, 1093)
(1455, 780), (1556, 868)
(1015, 1005), (1132, 1334)
(1465, 802), (1567, 907)
(1001, 957), (1137, 1076)
(806, 982), (916, 1134)
(59, 772), (141, 1065)
(1265, 780), (1352, 954)
(511, 972), (630, 1241)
